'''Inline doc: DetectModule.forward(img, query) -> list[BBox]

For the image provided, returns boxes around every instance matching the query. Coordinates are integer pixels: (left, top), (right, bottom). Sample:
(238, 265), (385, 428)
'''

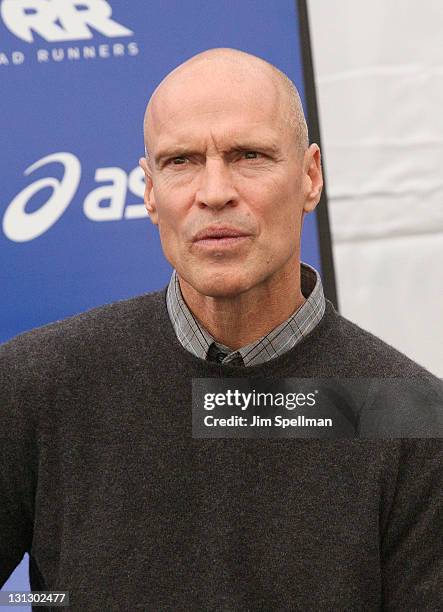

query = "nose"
(195, 158), (238, 210)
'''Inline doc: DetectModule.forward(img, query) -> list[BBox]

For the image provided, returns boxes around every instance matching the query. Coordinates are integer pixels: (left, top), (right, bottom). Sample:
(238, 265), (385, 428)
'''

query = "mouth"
(193, 236), (250, 249)
(193, 225), (251, 243)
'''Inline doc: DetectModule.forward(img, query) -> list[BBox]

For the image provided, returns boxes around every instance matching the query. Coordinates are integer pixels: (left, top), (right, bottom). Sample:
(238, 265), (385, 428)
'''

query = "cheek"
(153, 184), (186, 228)
(253, 182), (298, 230)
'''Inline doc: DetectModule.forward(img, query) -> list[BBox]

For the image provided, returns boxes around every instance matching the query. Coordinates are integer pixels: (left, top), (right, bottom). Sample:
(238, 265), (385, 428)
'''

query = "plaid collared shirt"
(166, 262), (326, 367)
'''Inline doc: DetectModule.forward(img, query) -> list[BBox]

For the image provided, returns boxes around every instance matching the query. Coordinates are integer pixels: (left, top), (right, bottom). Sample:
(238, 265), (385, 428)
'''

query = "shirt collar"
(166, 262), (326, 367)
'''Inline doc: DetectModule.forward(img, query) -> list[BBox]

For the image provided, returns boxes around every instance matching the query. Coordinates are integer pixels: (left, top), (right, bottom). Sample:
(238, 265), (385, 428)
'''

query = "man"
(1, 48), (441, 610)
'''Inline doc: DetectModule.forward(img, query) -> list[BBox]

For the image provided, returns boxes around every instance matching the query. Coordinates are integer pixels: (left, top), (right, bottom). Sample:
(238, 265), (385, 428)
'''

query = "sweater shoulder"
(0, 289), (167, 378)
(318, 300), (439, 381)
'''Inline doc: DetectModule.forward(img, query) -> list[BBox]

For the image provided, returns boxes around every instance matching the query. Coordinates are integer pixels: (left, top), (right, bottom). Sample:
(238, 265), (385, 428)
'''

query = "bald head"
(143, 48), (308, 160)
(138, 47), (323, 307)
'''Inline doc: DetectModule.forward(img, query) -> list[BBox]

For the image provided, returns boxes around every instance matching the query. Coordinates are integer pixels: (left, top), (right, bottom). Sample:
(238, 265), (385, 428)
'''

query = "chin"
(193, 271), (254, 298)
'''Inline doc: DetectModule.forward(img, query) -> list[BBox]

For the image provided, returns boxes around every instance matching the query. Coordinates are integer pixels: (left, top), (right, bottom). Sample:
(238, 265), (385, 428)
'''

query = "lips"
(193, 226), (249, 241)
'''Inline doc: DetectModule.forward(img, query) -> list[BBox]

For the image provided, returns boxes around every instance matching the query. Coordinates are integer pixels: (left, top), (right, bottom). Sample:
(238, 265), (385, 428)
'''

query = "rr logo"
(0, 0), (133, 43)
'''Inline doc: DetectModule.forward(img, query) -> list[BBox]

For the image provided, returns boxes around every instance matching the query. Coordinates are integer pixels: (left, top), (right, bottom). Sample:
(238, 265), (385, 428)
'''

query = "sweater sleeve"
(0, 339), (37, 587)
(380, 438), (443, 610)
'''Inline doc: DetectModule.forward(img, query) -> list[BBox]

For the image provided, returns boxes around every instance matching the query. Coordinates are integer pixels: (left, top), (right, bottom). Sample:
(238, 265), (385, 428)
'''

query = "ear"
(302, 144), (323, 213)
(139, 156), (159, 225)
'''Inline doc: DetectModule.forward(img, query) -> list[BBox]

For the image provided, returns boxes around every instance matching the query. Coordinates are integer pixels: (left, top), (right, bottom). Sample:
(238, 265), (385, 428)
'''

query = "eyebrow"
(154, 142), (281, 167)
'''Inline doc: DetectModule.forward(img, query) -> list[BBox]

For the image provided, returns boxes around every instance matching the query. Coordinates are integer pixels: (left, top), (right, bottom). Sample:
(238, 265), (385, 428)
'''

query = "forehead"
(146, 63), (287, 150)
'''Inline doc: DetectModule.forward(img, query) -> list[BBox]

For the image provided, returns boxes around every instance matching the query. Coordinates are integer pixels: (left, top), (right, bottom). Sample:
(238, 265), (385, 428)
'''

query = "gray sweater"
(0, 288), (442, 611)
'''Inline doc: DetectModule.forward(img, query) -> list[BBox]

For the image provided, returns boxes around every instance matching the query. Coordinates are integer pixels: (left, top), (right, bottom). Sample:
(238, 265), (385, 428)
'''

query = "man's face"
(141, 61), (321, 298)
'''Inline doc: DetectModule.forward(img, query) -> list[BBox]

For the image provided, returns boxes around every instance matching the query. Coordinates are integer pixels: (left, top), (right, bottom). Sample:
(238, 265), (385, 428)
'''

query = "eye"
(168, 156), (187, 165)
(243, 151), (261, 160)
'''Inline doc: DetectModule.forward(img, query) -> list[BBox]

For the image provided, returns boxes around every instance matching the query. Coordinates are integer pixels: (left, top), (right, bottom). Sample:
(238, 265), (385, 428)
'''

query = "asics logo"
(3, 152), (145, 242)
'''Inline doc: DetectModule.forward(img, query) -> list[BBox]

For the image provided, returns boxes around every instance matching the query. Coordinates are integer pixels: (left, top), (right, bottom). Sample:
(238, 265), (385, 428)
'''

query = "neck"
(178, 262), (305, 351)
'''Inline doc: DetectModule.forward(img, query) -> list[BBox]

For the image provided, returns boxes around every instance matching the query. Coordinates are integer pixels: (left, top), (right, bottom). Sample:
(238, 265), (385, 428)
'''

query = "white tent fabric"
(308, 0), (443, 376)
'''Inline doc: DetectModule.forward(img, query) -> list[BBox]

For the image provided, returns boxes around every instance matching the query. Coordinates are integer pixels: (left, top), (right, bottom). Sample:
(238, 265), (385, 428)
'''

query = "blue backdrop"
(1, 0), (323, 599)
